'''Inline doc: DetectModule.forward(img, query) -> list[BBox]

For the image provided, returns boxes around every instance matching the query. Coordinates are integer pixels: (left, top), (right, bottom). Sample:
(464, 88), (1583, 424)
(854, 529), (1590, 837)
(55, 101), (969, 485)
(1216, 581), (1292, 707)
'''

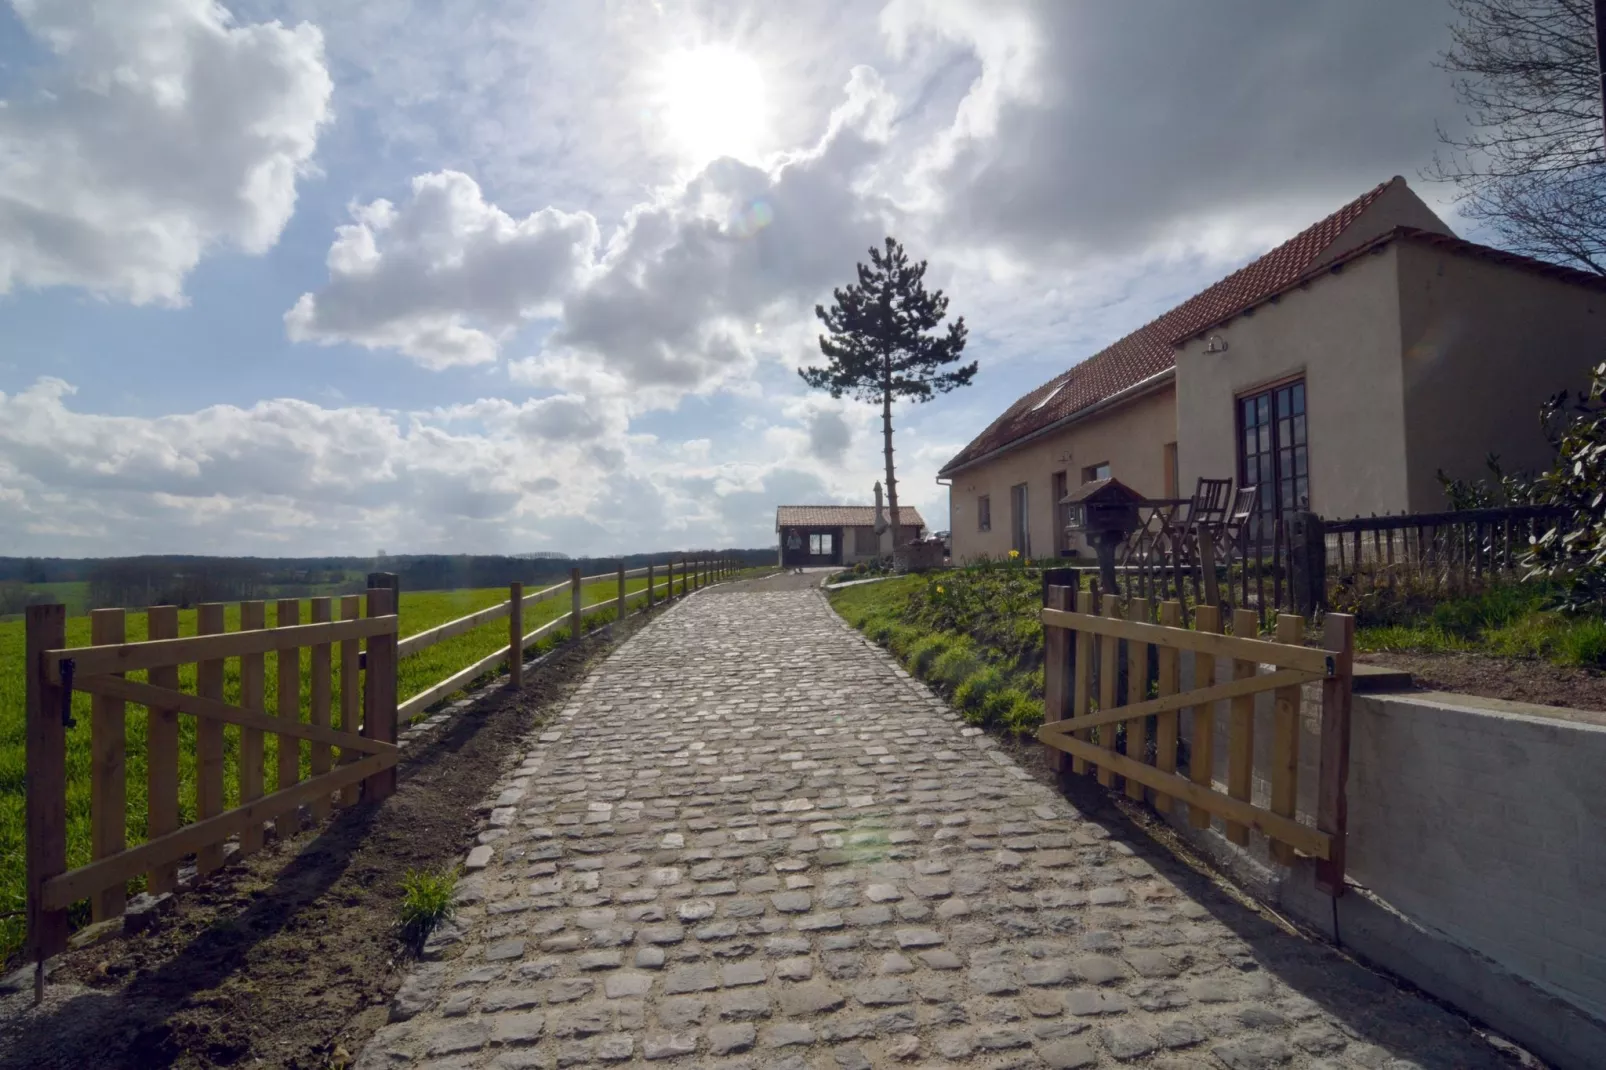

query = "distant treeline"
(1, 549), (778, 610)
(0, 582), (56, 616)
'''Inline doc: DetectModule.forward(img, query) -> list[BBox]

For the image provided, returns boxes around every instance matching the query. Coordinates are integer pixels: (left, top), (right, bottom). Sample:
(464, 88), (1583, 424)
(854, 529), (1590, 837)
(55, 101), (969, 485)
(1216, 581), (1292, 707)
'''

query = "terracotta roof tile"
(775, 505), (927, 530)
(939, 179), (1396, 475)
(1181, 225), (1606, 338)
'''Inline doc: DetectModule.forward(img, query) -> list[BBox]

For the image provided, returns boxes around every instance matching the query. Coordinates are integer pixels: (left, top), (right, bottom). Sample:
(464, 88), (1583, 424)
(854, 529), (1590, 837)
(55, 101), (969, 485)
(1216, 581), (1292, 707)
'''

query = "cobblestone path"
(362, 588), (1516, 1070)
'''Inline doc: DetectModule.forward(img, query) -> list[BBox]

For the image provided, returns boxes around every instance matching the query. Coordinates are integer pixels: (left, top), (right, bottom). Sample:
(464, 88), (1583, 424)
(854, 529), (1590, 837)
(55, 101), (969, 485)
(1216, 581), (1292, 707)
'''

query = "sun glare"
(655, 44), (768, 167)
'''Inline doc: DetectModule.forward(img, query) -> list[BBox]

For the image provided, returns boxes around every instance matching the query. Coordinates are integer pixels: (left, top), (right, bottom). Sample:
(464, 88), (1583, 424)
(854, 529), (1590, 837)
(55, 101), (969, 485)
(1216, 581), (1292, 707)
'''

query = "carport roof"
(775, 505), (927, 530)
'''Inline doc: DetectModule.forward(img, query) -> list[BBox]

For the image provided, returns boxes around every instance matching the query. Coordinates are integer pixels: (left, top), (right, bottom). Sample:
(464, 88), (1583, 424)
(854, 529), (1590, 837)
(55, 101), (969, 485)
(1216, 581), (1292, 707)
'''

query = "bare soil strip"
(0, 616), (647, 1070)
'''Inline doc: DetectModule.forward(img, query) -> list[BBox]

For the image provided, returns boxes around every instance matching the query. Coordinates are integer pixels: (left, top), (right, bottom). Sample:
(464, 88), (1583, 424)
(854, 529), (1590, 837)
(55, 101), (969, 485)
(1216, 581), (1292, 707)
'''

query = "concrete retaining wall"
(1170, 656), (1606, 1069)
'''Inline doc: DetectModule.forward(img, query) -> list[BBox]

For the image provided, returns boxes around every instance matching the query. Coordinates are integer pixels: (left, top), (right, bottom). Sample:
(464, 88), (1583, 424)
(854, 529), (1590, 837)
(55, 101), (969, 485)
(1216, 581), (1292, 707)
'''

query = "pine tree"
(801, 238), (974, 553)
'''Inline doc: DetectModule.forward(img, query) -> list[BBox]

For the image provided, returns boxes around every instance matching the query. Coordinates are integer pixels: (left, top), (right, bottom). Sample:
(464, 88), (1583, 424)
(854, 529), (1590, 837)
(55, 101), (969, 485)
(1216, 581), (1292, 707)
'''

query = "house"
(775, 505), (928, 568)
(939, 176), (1606, 562)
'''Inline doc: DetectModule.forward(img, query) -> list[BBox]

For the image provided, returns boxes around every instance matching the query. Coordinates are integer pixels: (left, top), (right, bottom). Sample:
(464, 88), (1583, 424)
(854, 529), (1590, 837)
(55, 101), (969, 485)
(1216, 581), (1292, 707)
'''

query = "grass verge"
(1353, 583), (1606, 666)
(0, 574), (679, 964)
(828, 567), (1050, 736)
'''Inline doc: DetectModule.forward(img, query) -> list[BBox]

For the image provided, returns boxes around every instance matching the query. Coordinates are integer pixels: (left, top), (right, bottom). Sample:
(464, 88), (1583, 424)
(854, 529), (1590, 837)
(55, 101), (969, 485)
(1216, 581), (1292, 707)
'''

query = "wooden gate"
(24, 584), (400, 982)
(1038, 587), (1355, 894)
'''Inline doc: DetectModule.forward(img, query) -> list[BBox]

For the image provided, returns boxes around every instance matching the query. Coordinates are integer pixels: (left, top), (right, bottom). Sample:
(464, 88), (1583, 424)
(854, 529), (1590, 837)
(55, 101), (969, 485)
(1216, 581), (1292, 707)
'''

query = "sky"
(0, 0), (1475, 558)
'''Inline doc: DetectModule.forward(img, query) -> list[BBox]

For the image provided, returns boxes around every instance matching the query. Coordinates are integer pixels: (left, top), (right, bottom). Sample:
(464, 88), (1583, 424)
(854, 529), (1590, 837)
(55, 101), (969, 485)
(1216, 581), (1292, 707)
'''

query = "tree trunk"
(882, 380), (901, 559)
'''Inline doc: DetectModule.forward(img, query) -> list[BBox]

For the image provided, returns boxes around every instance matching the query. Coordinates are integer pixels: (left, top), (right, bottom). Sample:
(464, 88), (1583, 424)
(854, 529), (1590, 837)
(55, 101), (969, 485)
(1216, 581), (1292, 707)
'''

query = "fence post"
(1315, 612), (1356, 896)
(509, 581), (523, 689)
(570, 566), (583, 639)
(145, 605), (180, 893)
(1289, 511), (1326, 616)
(1042, 584), (1072, 774)
(1198, 529), (1220, 609)
(25, 604), (69, 991)
(363, 574), (398, 802)
(616, 561), (627, 621)
(89, 608), (127, 922)
(647, 562), (655, 608)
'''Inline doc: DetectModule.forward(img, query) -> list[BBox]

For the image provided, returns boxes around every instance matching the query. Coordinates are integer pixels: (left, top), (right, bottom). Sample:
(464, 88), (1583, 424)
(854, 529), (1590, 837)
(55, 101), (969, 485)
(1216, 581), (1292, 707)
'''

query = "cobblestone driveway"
(361, 588), (1518, 1070)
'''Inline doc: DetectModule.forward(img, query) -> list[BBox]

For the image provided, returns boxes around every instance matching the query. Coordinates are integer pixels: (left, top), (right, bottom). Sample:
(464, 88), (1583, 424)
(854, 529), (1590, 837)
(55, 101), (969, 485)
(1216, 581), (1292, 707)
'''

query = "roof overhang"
(938, 366), (1176, 479)
(1177, 226), (1606, 343)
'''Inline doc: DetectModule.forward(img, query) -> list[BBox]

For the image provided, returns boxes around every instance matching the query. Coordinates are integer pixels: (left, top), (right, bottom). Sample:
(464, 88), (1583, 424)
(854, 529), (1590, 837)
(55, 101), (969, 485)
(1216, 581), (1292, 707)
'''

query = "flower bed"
(828, 557), (1064, 735)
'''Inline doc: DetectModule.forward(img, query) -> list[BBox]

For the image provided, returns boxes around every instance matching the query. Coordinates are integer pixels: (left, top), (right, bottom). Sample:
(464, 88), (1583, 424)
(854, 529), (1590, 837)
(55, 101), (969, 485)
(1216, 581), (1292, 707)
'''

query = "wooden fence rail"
(24, 554), (737, 996)
(1037, 585), (1355, 893)
(25, 587), (401, 996)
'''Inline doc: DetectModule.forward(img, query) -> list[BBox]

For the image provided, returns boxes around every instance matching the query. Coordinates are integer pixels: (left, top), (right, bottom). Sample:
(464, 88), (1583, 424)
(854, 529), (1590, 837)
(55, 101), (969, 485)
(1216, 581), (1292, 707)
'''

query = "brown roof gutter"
(937, 366), (1176, 479)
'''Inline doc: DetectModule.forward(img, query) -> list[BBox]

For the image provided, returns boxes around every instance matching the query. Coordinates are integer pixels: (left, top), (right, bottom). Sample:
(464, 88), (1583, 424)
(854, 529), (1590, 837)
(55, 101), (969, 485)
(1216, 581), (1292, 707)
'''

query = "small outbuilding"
(775, 505), (928, 568)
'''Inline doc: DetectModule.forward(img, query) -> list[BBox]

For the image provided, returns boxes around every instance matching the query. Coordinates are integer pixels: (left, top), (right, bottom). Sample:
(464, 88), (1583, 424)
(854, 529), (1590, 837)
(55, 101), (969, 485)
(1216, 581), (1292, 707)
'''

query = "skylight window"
(1031, 381), (1066, 412)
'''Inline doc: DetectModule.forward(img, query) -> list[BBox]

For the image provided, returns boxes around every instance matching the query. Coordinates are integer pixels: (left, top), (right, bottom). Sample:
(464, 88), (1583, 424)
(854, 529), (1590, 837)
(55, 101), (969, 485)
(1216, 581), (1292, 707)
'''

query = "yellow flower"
(1008, 549), (1021, 559)
(936, 585), (945, 594)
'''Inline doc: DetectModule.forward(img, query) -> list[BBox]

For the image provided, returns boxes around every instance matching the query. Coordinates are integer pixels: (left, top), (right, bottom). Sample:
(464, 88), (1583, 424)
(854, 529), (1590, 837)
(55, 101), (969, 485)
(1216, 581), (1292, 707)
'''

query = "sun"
(654, 44), (768, 167)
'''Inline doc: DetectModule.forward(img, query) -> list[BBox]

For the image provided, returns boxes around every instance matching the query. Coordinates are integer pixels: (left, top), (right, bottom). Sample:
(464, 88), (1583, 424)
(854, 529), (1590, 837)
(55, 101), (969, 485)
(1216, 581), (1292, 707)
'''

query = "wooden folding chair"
(1218, 486), (1260, 564)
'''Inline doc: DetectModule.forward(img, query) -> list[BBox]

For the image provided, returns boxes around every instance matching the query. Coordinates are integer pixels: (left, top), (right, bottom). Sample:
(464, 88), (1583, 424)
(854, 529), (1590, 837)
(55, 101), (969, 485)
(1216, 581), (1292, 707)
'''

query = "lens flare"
(732, 198), (774, 238)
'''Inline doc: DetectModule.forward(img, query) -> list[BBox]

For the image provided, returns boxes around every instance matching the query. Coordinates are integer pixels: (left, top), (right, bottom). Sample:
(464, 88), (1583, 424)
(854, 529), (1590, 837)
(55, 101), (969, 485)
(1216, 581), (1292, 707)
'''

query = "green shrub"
(929, 639), (980, 689)
(887, 624), (924, 659)
(864, 616), (896, 644)
(1025, 665), (1046, 696)
(954, 665), (1004, 722)
(979, 686), (1021, 728)
(398, 867), (459, 952)
(1000, 690), (1043, 735)
(1557, 619), (1606, 666)
(907, 633), (952, 676)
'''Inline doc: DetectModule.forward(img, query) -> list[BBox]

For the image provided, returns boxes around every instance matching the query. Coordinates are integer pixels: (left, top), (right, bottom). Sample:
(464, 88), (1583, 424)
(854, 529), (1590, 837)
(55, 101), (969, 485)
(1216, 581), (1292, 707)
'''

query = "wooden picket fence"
(1037, 585), (1356, 893)
(395, 554), (731, 721)
(24, 585), (400, 983)
(23, 554), (735, 995)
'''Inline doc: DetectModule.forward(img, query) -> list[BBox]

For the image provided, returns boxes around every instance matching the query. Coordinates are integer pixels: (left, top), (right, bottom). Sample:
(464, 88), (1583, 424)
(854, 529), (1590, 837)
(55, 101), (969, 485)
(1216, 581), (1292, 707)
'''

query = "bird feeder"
(1063, 477), (1147, 594)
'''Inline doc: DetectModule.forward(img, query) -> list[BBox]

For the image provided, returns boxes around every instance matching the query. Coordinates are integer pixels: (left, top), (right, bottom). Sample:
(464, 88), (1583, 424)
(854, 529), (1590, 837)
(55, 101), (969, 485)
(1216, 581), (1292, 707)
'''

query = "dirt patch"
(1359, 650), (1606, 712)
(0, 616), (645, 1070)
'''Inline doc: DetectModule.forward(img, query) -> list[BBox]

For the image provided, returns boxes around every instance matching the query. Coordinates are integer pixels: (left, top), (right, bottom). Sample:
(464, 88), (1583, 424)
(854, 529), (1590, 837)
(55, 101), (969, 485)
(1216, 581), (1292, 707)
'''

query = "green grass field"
(0, 572), (681, 963)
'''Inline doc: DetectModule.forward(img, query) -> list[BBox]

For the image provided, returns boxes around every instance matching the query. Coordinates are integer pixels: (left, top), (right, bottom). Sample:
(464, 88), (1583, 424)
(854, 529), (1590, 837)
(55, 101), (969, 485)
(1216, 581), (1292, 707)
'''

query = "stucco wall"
(1314, 178), (1453, 263)
(839, 522), (925, 564)
(946, 384), (1176, 562)
(1165, 661), (1606, 1068)
(1175, 246), (1411, 518)
(1396, 243), (1606, 510)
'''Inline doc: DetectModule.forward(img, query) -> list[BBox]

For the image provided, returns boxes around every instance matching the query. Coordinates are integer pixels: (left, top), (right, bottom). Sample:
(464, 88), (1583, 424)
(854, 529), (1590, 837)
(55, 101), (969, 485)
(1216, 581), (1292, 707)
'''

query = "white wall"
(1396, 242), (1606, 509)
(1165, 661), (1606, 1068)
(1342, 692), (1606, 1016)
(947, 384), (1176, 562)
(1175, 246), (1412, 518)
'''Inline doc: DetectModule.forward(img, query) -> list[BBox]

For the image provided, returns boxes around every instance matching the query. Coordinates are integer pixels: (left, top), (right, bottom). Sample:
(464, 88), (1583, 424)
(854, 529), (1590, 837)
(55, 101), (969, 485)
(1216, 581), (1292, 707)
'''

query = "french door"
(1237, 378), (1309, 530)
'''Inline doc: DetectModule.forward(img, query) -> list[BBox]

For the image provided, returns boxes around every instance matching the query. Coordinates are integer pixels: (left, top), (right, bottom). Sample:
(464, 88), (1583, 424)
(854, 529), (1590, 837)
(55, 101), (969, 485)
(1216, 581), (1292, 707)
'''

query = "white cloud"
(293, 66), (899, 391)
(285, 171), (600, 368)
(0, 377), (898, 555)
(0, 0), (332, 304)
